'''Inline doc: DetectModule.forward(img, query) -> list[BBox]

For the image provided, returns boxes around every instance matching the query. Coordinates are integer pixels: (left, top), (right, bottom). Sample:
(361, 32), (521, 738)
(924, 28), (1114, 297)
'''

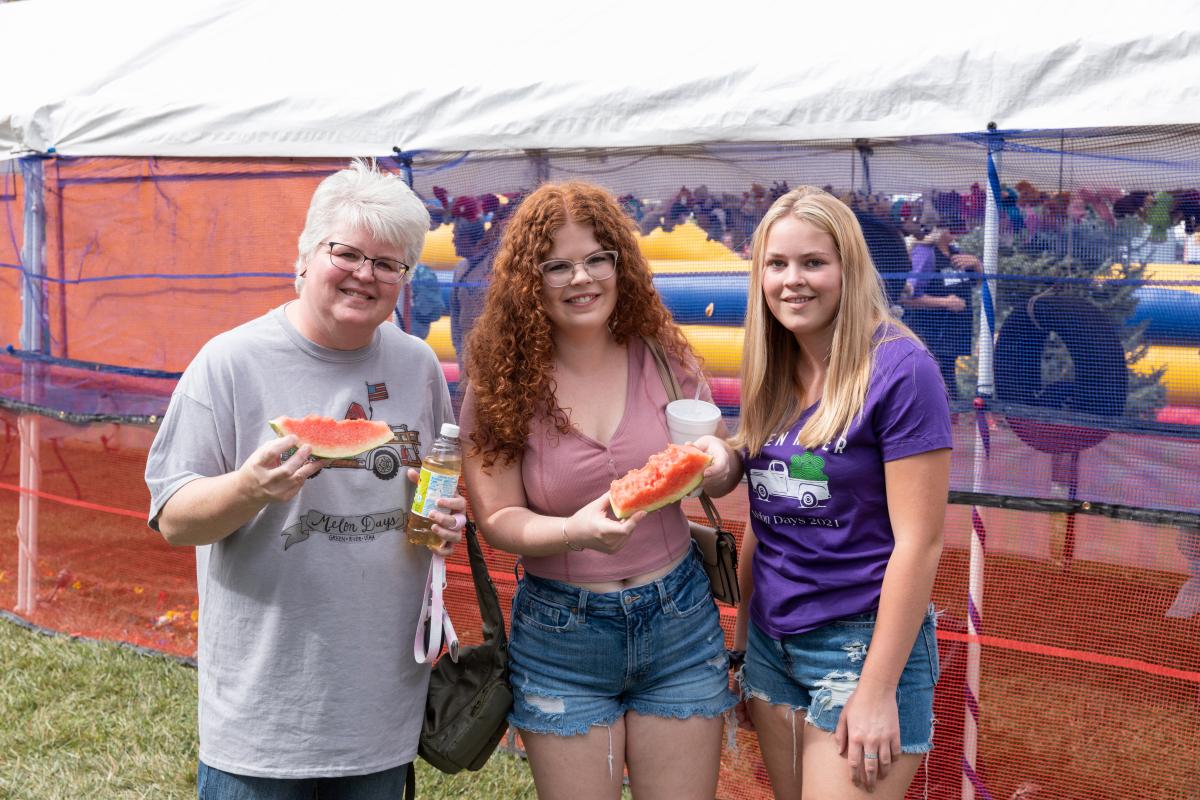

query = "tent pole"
(963, 127), (1001, 800)
(15, 156), (46, 616)
(855, 140), (873, 196)
(527, 150), (550, 187)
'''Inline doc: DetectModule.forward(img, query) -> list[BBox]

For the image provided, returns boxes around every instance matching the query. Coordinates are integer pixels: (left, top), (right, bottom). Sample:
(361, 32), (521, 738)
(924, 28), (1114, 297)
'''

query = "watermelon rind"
(268, 415), (394, 459)
(610, 468), (706, 520)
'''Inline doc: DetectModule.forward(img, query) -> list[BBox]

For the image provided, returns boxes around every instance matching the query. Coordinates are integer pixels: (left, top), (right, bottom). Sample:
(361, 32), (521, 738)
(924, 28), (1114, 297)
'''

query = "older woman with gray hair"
(146, 159), (465, 798)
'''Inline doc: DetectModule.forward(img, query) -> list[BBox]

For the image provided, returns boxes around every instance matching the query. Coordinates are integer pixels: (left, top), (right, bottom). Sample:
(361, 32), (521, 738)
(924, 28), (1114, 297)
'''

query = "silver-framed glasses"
(538, 250), (618, 288)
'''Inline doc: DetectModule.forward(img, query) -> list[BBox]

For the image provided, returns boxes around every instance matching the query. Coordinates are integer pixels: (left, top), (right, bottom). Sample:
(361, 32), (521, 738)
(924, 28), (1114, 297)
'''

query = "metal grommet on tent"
(994, 294), (1128, 455)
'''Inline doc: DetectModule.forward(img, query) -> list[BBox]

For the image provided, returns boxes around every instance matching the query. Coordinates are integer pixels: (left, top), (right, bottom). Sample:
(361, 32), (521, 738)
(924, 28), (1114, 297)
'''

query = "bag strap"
(413, 522), (506, 664)
(642, 337), (726, 532)
(643, 336), (685, 402)
(462, 521), (507, 648)
(414, 554), (459, 664)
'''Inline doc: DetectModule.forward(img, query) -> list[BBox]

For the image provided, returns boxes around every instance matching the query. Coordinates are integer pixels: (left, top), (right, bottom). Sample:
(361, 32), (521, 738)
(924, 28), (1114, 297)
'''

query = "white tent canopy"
(1, 0), (1198, 161)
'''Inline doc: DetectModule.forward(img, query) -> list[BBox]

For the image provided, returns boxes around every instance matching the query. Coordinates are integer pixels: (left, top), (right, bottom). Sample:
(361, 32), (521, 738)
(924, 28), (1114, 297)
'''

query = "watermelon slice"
(268, 415), (393, 459)
(609, 444), (712, 520)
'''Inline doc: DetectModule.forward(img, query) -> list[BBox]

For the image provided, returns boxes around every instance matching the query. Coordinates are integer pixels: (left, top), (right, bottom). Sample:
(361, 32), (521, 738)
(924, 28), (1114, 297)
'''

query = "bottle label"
(411, 468), (460, 518)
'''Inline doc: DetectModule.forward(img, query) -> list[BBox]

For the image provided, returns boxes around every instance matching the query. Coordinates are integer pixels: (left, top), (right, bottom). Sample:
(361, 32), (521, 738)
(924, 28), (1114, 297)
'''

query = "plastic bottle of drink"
(406, 423), (462, 547)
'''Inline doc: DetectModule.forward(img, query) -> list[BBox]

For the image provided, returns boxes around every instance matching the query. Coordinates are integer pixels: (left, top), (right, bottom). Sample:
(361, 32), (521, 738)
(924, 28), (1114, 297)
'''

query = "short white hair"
(294, 158), (430, 293)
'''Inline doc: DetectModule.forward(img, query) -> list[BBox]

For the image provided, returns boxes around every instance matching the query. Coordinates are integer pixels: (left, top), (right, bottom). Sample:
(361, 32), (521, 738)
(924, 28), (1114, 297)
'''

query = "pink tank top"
(463, 338), (714, 582)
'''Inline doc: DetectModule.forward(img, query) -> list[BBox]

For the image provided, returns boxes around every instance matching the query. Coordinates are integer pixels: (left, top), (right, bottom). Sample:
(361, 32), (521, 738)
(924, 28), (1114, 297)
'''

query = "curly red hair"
(466, 181), (696, 469)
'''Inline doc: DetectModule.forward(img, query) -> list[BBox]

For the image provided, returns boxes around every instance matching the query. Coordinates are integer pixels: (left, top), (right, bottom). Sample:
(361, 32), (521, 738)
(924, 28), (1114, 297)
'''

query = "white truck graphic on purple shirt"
(749, 460), (831, 508)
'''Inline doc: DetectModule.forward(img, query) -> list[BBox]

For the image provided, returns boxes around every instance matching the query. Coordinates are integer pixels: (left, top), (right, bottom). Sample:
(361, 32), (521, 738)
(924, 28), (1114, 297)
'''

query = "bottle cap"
(440, 423), (460, 438)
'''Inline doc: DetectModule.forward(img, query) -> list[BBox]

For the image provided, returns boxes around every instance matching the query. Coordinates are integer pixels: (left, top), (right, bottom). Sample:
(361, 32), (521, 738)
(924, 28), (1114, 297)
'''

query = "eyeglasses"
(538, 250), (619, 288)
(324, 242), (410, 284)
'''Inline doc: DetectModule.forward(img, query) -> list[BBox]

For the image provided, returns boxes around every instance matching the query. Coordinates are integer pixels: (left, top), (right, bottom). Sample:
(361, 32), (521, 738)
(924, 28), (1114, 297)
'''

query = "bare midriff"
(558, 550), (689, 594)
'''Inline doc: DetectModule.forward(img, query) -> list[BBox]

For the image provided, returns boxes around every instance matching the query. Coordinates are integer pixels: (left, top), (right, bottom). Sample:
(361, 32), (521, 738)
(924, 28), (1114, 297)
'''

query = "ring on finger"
(863, 752), (879, 760)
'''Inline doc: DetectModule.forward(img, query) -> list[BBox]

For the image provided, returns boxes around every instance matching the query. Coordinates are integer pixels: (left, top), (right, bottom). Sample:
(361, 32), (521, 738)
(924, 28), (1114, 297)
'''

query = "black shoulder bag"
(643, 337), (741, 606)
(418, 521), (512, 774)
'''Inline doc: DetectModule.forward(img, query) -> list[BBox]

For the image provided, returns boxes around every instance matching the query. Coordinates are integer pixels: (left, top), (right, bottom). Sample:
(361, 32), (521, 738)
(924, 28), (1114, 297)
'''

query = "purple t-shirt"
(744, 333), (952, 638)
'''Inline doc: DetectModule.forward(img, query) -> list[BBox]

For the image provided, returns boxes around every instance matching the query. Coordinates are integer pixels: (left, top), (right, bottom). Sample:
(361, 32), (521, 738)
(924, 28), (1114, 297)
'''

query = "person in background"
(852, 194), (912, 312)
(449, 212), (488, 391)
(460, 181), (736, 800)
(145, 160), (467, 799)
(395, 260), (446, 340)
(694, 186), (950, 799)
(900, 215), (980, 400)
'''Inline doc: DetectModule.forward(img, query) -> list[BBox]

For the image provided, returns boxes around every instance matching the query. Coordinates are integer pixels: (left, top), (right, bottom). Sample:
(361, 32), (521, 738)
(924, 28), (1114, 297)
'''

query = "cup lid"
(666, 398), (722, 423)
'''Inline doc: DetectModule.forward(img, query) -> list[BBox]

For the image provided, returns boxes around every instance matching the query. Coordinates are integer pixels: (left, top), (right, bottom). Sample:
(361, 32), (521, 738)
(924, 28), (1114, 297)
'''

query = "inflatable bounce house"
(2, 3), (1198, 798)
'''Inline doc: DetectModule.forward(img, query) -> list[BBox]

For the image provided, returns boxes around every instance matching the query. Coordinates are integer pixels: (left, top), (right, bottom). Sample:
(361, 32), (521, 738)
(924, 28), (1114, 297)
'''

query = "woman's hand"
(237, 435), (329, 505)
(406, 468), (466, 556)
(567, 492), (646, 554)
(690, 434), (742, 497)
(834, 683), (902, 793)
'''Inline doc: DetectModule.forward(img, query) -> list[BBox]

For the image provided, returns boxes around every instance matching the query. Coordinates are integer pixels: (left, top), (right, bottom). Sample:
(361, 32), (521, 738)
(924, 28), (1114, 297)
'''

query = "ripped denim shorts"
(742, 606), (940, 753)
(507, 546), (737, 736)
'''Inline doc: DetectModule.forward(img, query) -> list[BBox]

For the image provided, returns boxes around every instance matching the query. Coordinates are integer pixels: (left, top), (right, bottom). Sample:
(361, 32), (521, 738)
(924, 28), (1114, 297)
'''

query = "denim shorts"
(507, 546), (737, 736)
(741, 606), (940, 753)
(197, 760), (410, 800)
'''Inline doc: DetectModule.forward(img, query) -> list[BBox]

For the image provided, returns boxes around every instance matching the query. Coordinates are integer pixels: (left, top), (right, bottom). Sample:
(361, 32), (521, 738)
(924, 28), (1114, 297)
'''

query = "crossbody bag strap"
(643, 337), (726, 532)
(643, 336), (684, 402)
(463, 521), (507, 647)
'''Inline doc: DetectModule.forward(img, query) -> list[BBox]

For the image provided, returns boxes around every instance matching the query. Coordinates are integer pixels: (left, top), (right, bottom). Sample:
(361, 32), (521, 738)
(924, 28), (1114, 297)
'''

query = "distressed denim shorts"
(507, 546), (738, 736)
(742, 605), (940, 753)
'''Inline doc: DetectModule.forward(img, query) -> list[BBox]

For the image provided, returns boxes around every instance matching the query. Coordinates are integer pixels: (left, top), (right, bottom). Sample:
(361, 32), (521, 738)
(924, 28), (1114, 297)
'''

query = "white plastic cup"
(665, 399), (722, 445)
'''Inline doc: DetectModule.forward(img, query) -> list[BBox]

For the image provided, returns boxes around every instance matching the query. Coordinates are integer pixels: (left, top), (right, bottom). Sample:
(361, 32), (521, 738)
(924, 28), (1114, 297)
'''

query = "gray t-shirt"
(145, 305), (453, 778)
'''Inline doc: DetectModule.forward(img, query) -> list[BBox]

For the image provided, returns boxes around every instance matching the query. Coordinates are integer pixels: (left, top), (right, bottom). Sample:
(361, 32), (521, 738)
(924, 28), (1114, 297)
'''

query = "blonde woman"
(695, 186), (951, 798)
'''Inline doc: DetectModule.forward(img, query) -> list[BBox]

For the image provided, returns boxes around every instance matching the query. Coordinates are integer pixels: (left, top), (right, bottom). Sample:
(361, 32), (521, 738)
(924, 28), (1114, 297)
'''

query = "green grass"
(0, 617), (540, 799)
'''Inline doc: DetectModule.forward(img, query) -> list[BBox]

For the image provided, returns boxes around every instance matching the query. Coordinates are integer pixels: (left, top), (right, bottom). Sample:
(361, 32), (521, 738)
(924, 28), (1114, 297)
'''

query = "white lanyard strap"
(414, 554), (460, 664)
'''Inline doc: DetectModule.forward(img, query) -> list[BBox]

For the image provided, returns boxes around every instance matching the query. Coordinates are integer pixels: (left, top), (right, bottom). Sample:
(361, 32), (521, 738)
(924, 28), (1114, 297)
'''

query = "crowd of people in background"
(408, 179), (1200, 411)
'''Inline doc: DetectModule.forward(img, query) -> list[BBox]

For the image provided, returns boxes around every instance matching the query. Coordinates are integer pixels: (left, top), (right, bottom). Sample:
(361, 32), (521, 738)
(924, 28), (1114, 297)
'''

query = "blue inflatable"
(1130, 287), (1200, 345)
(430, 269), (750, 326)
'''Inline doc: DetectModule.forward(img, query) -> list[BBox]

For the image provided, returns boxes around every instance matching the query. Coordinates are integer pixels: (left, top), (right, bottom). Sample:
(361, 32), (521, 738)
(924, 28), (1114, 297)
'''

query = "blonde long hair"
(732, 186), (918, 457)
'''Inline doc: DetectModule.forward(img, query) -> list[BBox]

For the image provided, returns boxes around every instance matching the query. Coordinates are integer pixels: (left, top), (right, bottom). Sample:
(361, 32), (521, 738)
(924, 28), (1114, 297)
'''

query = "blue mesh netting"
(3, 128), (1199, 799)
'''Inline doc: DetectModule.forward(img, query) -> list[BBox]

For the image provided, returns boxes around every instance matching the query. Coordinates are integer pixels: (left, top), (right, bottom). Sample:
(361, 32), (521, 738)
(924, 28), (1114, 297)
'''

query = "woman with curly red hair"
(460, 181), (736, 799)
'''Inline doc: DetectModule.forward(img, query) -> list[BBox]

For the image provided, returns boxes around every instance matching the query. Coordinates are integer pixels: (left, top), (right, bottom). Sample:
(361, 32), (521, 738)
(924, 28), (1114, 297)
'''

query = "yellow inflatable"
(639, 221), (739, 261)
(419, 224), (460, 269)
(1131, 345), (1200, 405)
(427, 318), (745, 378)
(1101, 263), (1200, 295)
(420, 218), (746, 270)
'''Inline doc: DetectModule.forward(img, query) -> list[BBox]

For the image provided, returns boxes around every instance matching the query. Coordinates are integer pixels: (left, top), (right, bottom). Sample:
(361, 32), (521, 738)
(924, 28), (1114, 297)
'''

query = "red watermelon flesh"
(268, 415), (393, 459)
(609, 444), (712, 520)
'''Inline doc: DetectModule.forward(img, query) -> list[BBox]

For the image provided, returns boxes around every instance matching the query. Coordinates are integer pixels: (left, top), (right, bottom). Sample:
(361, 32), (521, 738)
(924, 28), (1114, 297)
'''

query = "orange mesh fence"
(3, 135), (1200, 799)
(0, 410), (197, 657)
(1, 162), (22, 353)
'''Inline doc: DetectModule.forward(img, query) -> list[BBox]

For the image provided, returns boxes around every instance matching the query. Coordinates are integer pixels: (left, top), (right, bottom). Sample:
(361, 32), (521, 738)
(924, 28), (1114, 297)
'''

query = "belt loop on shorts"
(576, 588), (589, 623)
(653, 574), (671, 613)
